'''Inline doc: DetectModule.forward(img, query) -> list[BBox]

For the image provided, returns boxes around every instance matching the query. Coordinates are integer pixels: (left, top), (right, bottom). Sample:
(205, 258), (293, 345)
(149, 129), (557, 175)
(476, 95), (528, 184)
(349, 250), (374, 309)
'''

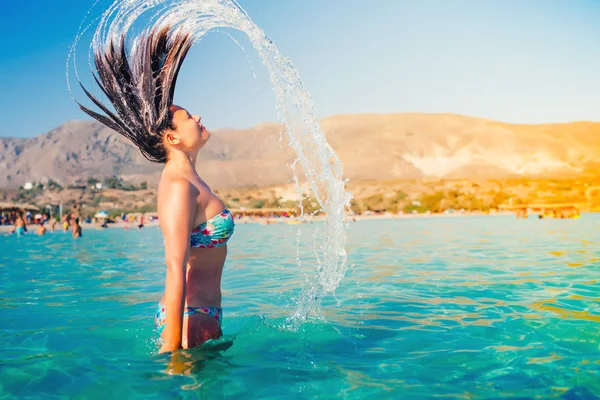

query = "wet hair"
(76, 26), (194, 163)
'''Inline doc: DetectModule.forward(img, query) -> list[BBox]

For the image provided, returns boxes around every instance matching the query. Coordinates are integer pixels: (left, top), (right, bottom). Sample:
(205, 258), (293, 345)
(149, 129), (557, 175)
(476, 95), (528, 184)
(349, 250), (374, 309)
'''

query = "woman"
(75, 26), (234, 353)
(71, 217), (83, 238)
(62, 215), (70, 232)
(137, 213), (145, 230)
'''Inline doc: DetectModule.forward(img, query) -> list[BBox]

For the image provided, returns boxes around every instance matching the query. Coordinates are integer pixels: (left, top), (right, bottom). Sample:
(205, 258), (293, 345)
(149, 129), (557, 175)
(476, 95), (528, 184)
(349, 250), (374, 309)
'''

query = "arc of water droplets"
(68, 0), (353, 327)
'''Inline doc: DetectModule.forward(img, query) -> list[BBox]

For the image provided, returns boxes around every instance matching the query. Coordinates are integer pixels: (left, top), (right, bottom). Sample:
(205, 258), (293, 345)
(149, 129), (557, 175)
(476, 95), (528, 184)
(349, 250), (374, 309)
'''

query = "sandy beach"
(0, 211), (517, 234)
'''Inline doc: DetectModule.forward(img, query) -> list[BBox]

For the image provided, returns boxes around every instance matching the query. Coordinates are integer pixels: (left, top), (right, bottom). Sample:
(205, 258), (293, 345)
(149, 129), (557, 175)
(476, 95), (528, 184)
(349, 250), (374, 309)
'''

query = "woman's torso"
(159, 171), (228, 308)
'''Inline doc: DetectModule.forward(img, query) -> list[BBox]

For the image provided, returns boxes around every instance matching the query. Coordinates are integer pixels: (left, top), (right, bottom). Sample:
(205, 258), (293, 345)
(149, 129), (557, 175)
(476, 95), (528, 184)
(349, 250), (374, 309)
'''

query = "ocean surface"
(1, 215), (599, 399)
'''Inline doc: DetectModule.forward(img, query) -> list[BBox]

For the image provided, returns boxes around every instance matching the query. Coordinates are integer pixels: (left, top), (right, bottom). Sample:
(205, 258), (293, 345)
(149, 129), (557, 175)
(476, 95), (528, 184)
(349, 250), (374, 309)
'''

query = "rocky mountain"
(1, 113), (599, 189)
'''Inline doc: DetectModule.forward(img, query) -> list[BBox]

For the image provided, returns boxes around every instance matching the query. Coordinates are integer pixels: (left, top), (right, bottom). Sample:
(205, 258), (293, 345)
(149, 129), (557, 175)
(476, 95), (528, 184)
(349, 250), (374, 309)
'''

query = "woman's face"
(167, 105), (210, 152)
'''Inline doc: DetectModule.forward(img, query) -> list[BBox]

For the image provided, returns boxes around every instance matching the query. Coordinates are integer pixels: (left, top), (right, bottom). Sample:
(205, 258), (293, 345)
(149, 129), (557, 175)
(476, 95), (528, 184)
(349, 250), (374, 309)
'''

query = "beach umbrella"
(95, 210), (109, 219)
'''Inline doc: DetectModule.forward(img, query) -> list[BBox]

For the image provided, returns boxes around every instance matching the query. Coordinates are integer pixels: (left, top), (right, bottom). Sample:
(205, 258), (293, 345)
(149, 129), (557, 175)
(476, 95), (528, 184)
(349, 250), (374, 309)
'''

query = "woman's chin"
(196, 135), (210, 150)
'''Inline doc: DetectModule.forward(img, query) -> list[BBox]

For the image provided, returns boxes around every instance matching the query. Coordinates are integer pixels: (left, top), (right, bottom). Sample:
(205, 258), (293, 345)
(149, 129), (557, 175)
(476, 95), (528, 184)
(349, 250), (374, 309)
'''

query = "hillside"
(1, 113), (599, 189)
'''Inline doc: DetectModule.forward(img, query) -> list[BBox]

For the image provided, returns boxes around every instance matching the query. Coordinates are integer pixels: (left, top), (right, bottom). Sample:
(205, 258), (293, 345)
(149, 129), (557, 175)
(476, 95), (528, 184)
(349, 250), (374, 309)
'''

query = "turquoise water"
(1, 216), (599, 399)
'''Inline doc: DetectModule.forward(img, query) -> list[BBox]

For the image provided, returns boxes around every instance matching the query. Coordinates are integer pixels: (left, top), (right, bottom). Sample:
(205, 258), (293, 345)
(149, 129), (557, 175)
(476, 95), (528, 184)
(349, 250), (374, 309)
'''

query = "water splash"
(68, 0), (353, 327)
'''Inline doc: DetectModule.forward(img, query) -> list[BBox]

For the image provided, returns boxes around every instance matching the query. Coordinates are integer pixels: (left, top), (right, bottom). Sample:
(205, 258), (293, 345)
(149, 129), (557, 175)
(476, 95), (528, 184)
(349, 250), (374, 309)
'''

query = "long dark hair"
(76, 26), (193, 163)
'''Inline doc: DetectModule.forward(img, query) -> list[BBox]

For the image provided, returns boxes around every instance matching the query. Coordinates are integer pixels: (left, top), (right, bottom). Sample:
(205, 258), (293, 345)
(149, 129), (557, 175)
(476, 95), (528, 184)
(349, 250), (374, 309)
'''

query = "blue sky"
(1, 0), (600, 138)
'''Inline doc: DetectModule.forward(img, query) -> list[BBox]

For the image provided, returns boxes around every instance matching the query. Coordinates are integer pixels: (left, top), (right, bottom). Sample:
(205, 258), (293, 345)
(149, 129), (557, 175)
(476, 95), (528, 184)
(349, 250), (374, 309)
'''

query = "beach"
(0, 210), (521, 234)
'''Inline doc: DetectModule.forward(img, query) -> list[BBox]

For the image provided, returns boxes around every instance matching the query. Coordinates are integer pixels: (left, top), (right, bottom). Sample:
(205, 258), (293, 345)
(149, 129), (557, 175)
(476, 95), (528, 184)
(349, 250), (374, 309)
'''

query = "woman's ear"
(165, 131), (181, 145)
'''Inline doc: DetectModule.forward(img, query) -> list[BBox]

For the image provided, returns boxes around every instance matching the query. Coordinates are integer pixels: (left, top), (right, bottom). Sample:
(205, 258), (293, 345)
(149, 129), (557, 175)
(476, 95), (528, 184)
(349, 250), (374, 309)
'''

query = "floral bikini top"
(190, 209), (235, 248)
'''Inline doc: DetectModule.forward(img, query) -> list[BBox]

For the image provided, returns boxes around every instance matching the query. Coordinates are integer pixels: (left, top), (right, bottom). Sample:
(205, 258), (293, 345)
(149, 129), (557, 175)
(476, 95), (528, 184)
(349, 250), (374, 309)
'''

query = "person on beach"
(49, 217), (57, 232)
(62, 215), (70, 232)
(36, 221), (47, 235)
(71, 217), (82, 238)
(10, 213), (27, 236)
(75, 26), (234, 353)
(137, 213), (145, 230)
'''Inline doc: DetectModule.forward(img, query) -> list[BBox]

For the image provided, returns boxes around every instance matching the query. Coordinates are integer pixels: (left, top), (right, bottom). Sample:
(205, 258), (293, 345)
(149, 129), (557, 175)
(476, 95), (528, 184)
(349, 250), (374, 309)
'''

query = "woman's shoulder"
(159, 173), (197, 190)
(157, 176), (201, 203)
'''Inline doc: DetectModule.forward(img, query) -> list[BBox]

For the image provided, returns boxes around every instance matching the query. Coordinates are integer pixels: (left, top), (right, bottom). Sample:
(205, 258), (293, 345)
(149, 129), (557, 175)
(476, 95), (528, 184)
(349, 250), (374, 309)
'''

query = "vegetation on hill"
(2, 177), (599, 218)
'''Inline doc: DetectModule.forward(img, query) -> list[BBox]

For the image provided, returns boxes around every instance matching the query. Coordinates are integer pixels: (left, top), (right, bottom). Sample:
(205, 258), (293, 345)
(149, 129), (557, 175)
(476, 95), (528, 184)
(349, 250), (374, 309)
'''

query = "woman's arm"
(158, 179), (197, 353)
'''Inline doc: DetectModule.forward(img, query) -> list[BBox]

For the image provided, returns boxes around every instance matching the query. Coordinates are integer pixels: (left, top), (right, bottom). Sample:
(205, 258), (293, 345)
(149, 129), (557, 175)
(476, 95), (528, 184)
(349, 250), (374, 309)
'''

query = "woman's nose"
(194, 115), (201, 123)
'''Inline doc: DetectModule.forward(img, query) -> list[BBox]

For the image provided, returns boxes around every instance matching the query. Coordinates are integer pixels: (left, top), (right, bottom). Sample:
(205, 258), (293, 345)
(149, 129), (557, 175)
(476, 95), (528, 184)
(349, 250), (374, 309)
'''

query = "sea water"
(1, 216), (599, 399)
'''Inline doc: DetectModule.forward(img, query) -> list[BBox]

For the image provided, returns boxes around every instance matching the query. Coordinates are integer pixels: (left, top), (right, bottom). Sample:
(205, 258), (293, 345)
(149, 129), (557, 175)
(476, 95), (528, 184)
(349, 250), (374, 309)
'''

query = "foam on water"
(67, 0), (353, 327)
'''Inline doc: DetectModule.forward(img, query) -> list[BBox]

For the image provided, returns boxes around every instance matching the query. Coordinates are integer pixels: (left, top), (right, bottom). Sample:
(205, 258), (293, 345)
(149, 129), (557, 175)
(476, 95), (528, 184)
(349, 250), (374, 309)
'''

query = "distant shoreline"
(0, 211), (526, 234)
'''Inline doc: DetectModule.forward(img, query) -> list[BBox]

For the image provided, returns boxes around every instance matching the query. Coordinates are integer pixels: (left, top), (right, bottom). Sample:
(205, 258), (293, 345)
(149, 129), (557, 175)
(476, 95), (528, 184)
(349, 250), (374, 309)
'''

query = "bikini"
(155, 209), (234, 336)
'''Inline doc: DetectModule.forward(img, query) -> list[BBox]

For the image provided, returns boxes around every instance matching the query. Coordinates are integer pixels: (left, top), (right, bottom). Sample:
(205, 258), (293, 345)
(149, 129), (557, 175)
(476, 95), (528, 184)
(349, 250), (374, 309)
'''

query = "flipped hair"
(76, 26), (193, 163)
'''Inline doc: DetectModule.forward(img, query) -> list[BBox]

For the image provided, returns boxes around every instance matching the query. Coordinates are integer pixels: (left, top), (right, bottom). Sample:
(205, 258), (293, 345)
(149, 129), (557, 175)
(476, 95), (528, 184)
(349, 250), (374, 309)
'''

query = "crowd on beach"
(1, 207), (157, 237)
(99, 212), (148, 230)
(3, 206), (563, 238)
(0, 208), (489, 238)
(1, 209), (83, 238)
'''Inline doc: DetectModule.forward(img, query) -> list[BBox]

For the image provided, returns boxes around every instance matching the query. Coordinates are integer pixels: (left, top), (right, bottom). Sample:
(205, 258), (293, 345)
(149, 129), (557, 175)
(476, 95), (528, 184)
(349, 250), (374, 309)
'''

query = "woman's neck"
(166, 150), (197, 168)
